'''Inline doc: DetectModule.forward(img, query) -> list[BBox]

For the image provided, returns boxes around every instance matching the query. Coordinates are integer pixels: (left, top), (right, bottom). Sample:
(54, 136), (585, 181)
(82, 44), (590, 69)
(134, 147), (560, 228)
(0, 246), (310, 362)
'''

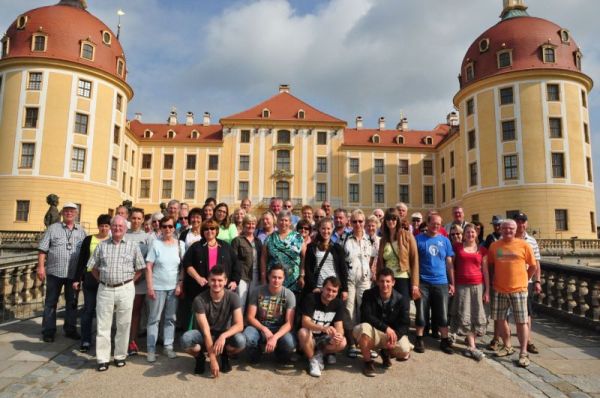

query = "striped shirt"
(522, 232), (541, 260)
(87, 238), (146, 285)
(38, 222), (87, 279)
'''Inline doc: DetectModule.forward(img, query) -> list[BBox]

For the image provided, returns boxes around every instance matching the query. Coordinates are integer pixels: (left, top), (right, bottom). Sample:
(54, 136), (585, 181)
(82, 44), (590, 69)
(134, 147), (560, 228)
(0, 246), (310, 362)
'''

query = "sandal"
(518, 353), (530, 367)
(97, 362), (109, 372)
(495, 345), (515, 357)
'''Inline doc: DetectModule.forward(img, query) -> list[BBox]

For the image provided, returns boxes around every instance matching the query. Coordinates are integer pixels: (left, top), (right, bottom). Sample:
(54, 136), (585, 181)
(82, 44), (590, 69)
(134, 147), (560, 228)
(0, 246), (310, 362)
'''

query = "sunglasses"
(299, 226), (311, 231)
(283, 205), (292, 208)
(179, 217), (188, 221)
(202, 227), (218, 232)
(385, 217), (398, 222)
(351, 219), (364, 224)
(450, 232), (462, 236)
(161, 225), (175, 229)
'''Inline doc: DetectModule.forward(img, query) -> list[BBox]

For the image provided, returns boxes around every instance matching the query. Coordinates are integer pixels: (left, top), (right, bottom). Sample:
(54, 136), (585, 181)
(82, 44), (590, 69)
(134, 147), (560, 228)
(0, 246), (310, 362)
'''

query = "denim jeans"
(42, 274), (78, 337)
(415, 282), (449, 328)
(80, 286), (97, 345)
(243, 325), (296, 360)
(147, 289), (178, 352)
(180, 329), (246, 351)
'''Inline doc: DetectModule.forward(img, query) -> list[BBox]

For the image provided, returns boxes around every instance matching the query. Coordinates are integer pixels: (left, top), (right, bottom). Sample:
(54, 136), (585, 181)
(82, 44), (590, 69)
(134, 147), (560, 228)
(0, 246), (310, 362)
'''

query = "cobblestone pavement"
(0, 313), (598, 397)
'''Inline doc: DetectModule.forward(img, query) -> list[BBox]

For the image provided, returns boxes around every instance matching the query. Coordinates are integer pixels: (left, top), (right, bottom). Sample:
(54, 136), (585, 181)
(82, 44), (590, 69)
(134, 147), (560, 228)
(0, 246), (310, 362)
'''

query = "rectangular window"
(70, 147), (85, 173)
(28, 72), (42, 90)
(240, 130), (250, 143)
(208, 154), (219, 170)
(502, 120), (516, 141)
(185, 180), (195, 200)
(549, 117), (562, 138)
(555, 209), (568, 231)
(316, 183), (327, 201)
(374, 159), (384, 174)
(129, 177), (133, 195)
(584, 123), (590, 144)
(121, 172), (126, 192)
(238, 181), (249, 200)
(399, 184), (409, 203)
(551, 152), (565, 178)
(24, 107), (39, 128)
(162, 180), (172, 199)
(469, 162), (478, 186)
(111, 157), (118, 181)
(116, 94), (123, 111)
(423, 185), (434, 204)
(547, 84), (560, 101)
(77, 79), (92, 98)
(317, 131), (327, 145)
(468, 130), (476, 149)
(163, 154), (174, 169)
(316, 157), (328, 173)
(113, 125), (120, 144)
(498, 51), (512, 68)
(586, 157), (593, 182)
(124, 144), (128, 161)
(442, 183), (446, 203)
(349, 158), (359, 174)
(543, 47), (556, 63)
(139, 179), (150, 198)
(186, 154), (197, 170)
(582, 90), (587, 108)
(500, 87), (514, 105)
(349, 183), (359, 203)
(451, 178), (456, 199)
(466, 98), (474, 116)
(16, 200), (30, 222)
(374, 184), (384, 203)
(207, 181), (218, 199)
(277, 130), (291, 144)
(450, 151), (455, 167)
(423, 159), (433, 176)
(504, 154), (518, 180)
(33, 35), (46, 52)
(81, 43), (94, 60)
(73, 113), (88, 134)
(131, 150), (135, 166)
(19, 143), (35, 168)
(142, 154), (152, 169)
(237, 155), (249, 171)
(398, 159), (409, 175)
(591, 212), (596, 233)
(276, 150), (290, 171)
(441, 157), (445, 173)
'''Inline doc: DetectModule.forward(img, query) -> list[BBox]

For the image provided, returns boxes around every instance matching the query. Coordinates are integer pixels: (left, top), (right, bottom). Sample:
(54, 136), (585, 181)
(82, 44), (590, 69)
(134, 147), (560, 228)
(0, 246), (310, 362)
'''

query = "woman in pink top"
(451, 223), (490, 361)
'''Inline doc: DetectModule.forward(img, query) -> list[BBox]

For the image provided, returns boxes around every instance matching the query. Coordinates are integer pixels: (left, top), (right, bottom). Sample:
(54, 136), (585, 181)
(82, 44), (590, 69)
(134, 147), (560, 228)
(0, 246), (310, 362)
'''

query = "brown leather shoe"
(363, 361), (376, 377)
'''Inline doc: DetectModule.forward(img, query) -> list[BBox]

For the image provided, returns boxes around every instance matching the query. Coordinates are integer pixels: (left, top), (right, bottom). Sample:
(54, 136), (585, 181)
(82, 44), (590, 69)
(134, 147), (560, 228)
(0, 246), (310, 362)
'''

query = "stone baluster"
(576, 279), (589, 318)
(591, 282), (599, 322)
(545, 272), (556, 307)
(566, 276), (577, 314)
(538, 272), (547, 305)
(555, 274), (566, 310)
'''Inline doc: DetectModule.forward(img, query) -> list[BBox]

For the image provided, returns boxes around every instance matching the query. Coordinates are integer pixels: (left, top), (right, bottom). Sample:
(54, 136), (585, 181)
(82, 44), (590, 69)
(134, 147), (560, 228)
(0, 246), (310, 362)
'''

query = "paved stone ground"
(0, 313), (598, 398)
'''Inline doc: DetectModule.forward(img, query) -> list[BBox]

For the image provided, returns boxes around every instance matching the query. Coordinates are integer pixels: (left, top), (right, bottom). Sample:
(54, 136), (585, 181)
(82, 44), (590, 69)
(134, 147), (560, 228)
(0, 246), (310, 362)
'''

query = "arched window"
(262, 108), (270, 118)
(574, 51), (582, 70)
(276, 150), (290, 171)
(371, 134), (380, 144)
(424, 136), (433, 145)
(31, 34), (47, 52)
(297, 109), (305, 119)
(542, 45), (556, 63)
(465, 63), (475, 81)
(276, 181), (290, 200)
(277, 130), (291, 144)
(117, 58), (125, 77)
(167, 130), (176, 139)
(559, 29), (570, 44)
(395, 135), (405, 144)
(191, 130), (200, 139)
(80, 42), (95, 61)
(143, 130), (153, 138)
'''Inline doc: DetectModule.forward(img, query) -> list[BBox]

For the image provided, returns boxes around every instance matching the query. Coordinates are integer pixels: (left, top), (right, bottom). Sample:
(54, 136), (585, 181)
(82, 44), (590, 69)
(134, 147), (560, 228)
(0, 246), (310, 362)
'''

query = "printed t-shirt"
(301, 292), (344, 336)
(488, 239), (536, 293)
(249, 285), (296, 329)
(416, 234), (454, 285)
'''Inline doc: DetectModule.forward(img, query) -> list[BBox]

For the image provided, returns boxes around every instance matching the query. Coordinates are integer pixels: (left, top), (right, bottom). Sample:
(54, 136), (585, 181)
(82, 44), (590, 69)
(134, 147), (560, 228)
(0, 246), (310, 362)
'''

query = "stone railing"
(0, 230), (43, 245)
(538, 238), (600, 256)
(535, 261), (600, 331)
(0, 253), (46, 322)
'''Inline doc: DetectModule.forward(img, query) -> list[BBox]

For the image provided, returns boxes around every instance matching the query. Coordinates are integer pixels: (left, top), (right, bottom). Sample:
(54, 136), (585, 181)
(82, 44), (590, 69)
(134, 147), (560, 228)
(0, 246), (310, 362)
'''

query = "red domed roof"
(1, 2), (127, 82)
(460, 16), (583, 89)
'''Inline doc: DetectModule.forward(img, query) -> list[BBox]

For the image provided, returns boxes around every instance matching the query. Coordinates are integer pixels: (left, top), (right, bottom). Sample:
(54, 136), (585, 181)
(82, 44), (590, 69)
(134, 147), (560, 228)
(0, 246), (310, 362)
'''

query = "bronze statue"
(44, 194), (60, 227)
(122, 199), (133, 212)
(159, 202), (168, 217)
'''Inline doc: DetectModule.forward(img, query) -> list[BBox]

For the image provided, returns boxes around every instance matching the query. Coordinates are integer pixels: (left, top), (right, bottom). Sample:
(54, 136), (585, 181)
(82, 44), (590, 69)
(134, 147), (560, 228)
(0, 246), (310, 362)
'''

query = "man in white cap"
(37, 202), (87, 342)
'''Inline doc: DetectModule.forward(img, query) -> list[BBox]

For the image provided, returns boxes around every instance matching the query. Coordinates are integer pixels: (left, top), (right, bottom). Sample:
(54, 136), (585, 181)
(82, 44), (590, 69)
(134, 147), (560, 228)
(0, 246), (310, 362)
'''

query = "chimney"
(203, 112), (211, 126)
(378, 116), (385, 130)
(356, 116), (363, 129)
(168, 107), (177, 126)
(134, 112), (142, 122)
(447, 111), (459, 127)
(185, 112), (194, 126)
(400, 117), (408, 131)
(279, 84), (290, 93)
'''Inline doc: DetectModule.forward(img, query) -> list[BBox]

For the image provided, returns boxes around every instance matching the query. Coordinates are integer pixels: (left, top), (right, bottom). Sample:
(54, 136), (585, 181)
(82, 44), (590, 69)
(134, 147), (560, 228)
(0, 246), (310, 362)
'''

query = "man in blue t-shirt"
(414, 212), (455, 355)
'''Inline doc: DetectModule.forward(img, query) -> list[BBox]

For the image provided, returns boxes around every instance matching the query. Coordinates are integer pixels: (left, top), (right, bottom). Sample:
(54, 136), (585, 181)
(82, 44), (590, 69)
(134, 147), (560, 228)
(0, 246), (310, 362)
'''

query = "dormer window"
(1, 37), (9, 58)
(424, 136), (433, 145)
(542, 45), (557, 63)
(32, 34), (47, 52)
(117, 58), (125, 77)
(191, 130), (200, 139)
(497, 50), (512, 68)
(559, 29), (570, 44)
(167, 130), (176, 139)
(102, 31), (112, 45)
(371, 134), (380, 144)
(465, 62), (475, 82)
(479, 38), (490, 53)
(144, 130), (153, 138)
(574, 50), (582, 70)
(262, 108), (270, 118)
(297, 109), (305, 119)
(16, 15), (28, 30)
(80, 42), (95, 61)
(395, 135), (405, 144)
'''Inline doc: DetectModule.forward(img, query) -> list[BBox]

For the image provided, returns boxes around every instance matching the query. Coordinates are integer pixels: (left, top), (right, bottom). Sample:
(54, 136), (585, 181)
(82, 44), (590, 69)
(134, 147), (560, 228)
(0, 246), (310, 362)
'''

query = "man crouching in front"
(180, 266), (246, 376)
(353, 267), (413, 377)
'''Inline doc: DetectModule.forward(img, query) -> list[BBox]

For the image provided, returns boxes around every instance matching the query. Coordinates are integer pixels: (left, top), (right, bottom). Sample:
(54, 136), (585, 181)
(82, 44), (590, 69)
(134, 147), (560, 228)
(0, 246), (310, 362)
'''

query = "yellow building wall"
(0, 71), (22, 174)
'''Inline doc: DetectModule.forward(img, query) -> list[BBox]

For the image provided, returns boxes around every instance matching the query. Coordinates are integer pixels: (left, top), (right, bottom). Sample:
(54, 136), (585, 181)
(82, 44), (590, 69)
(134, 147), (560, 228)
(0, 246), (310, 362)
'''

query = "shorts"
(491, 291), (528, 324)
(352, 323), (412, 356)
(180, 329), (246, 351)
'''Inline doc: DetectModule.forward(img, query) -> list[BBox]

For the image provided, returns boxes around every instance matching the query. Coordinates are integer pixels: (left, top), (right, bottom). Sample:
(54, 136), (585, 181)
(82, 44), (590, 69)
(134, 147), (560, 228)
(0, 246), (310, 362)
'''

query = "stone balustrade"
(538, 238), (600, 256)
(0, 230), (43, 246)
(0, 253), (45, 322)
(535, 261), (600, 331)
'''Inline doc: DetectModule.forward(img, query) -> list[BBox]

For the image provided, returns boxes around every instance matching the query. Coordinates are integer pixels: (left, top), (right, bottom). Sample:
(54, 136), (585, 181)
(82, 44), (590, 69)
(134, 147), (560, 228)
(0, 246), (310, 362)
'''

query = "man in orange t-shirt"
(487, 219), (537, 368)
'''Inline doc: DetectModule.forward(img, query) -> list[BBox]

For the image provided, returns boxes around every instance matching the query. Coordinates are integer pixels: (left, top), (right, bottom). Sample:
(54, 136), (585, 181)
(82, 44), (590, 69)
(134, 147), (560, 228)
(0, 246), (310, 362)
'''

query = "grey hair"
(111, 215), (128, 227)
(277, 210), (293, 221)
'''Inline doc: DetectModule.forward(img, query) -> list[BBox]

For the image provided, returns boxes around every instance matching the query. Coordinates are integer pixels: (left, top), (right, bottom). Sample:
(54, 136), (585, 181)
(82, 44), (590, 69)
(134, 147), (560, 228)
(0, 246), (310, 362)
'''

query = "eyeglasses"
(450, 232), (462, 236)
(202, 227), (218, 232)
(299, 226), (311, 231)
(161, 225), (175, 229)
(179, 217), (188, 221)
(351, 219), (364, 224)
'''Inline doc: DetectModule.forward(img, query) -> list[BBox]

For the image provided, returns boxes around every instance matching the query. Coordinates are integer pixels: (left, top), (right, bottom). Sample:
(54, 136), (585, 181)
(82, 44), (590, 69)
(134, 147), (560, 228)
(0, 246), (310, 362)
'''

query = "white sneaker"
(308, 357), (321, 377)
(314, 351), (324, 370)
(147, 352), (156, 363)
(325, 354), (336, 365)
(164, 347), (177, 359)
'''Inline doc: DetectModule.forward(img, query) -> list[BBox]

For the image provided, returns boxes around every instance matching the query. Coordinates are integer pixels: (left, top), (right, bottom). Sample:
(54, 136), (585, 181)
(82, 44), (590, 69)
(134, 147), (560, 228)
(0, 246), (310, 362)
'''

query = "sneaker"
(496, 345), (515, 357)
(414, 337), (425, 353)
(440, 338), (455, 355)
(164, 347), (177, 359)
(97, 362), (109, 372)
(518, 353), (530, 367)
(463, 348), (485, 362)
(79, 342), (90, 353)
(325, 353), (336, 365)
(114, 359), (126, 368)
(448, 333), (456, 347)
(527, 342), (539, 354)
(314, 351), (325, 370)
(220, 354), (232, 373)
(128, 341), (139, 356)
(363, 361), (376, 377)
(194, 353), (206, 374)
(380, 350), (392, 368)
(308, 357), (322, 377)
(486, 338), (500, 351)
(370, 350), (379, 359)
(147, 352), (156, 363)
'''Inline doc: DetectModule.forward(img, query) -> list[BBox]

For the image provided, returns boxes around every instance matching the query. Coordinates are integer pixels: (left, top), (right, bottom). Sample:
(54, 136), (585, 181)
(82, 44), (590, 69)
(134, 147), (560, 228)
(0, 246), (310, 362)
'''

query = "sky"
(1, 0), (599, 213)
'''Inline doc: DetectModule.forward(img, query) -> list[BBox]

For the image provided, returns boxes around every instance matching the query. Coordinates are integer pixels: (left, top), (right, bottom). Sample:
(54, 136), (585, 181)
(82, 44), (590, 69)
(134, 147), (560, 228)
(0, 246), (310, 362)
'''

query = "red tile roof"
(128, 120), (222, 143)
(221, 92), (345, 124)
(342, 124), (451, 148)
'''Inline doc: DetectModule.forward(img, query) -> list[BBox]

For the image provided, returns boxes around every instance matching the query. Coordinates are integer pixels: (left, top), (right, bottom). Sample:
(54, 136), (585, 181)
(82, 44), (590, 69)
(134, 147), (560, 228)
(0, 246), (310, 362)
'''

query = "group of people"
(36, 197), (539, 377)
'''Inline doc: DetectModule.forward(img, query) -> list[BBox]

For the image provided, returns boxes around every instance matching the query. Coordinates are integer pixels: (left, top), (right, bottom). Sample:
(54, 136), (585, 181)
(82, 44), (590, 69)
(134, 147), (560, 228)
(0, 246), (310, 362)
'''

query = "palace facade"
(0, 0), (596, 238)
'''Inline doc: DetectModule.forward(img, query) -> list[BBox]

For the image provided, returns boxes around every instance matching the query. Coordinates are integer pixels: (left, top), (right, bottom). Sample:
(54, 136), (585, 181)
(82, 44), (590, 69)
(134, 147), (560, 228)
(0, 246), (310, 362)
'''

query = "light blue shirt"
(146, 239), (185, 290)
